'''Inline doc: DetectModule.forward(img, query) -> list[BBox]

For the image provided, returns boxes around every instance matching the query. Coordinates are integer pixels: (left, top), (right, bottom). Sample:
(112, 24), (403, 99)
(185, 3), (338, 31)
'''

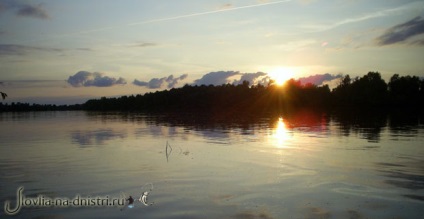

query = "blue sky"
(1, 0), (423, 104)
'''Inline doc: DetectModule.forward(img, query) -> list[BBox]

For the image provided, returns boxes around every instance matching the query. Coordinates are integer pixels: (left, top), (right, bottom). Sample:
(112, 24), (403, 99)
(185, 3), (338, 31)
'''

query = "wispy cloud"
(133, 74), (188, 89)
(127, 0), (293, 26)
(376, 16), (424, 46)
(302, 2), (423, 33)
(67, 71), (126, 87)
(411, 39), (424, 45)
(0, 80), (66, 88)
(130, 42), (158, 48)
(14, 0), (292, 42)
(75, 48), (93, 51)
(218, 3), (233, 10)
(0, 1), (50, 20)
(0, 44), (62, 56)
(277, 39), (317, 51)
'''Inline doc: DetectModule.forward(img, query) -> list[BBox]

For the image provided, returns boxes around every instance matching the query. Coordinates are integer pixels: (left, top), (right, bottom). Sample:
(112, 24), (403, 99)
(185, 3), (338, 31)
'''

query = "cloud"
(412, 39), (424, 45)
(376, 16), (424, 46)
(166, 74), (188, 88)
(297, 73), (342, 86)
(236, 72), (269, 85)
(0, 44), (62, 56)
(150, 77), (165, 88)
(133, 79), (149, 87)
(219, 3), (233, 10)
(34, 0), (291, 39)
(133, 74), (188, 89)
(134, 71), (267, 88)
(16, 3), (50, 19)
(0, 1), (50, 20)
(71, 129), (127, 146)
(76, 48), (93, 51)
(127, 0), (292, 26)
(301, 2), (423, 33)
(278, 39), (317, 51)
(131, 42), (157, 48)
(193, 71), (239, 86)
(193, 71), (270, 86)
(67, 71), (126, 87)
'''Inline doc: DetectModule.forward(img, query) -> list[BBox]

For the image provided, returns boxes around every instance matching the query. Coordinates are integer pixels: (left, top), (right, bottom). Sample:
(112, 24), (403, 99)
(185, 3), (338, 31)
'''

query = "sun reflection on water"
(272, 117), (292, 148)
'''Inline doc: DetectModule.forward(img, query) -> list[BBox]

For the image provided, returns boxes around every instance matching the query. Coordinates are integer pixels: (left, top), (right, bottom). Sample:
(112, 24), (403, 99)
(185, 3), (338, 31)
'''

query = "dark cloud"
(376, 16), (424, 46)
(133, 79), (149, 87)
(166, 74), (188, 88)
(298, 73), (342, 86)
(193, 71), (239, 86)
(0, 44), (62, 56)
(0, 3), (6, 12)
(67, 71), (127, 87)
(133, 74), (188, 89)
(0, 1), (50, 20)
(16, 3), (50, 19)
(66, 71), (341, 90)
(145, 77), (166, 89)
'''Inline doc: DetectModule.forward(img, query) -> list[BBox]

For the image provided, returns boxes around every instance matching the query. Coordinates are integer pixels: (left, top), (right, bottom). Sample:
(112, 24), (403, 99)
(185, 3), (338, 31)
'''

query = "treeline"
(84, 72), (423, 115)
(332, 72), (423, 108)
(0, 102), (83, 111)
(1, 72), (423, 113)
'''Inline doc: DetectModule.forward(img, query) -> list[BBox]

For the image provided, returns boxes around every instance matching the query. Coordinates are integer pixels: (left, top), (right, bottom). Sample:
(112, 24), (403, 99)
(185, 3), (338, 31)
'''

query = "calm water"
(0, 111), (423, 219)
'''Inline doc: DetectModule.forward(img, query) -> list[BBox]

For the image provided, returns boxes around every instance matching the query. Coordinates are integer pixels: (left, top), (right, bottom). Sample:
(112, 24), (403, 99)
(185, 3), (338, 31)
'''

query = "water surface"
(0, 111), (423, 218)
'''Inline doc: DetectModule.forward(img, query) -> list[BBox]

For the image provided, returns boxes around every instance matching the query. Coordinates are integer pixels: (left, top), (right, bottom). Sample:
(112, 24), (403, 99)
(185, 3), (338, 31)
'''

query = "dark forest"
(1, 72), (423, 114)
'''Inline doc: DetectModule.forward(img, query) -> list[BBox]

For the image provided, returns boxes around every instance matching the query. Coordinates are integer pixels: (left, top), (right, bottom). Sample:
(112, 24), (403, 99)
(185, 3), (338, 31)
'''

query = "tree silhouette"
(332, 72), (389, 107)
(1, 72), (423, 112)
(0, 92), (6, 100)
(332, 74), (352, 106)
(388, 74), (421, 106)
(351, 72), (388, 106)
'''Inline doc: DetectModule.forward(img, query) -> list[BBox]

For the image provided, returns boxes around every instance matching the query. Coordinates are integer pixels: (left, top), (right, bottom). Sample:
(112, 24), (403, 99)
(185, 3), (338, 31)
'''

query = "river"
(1, 110), (423, 218)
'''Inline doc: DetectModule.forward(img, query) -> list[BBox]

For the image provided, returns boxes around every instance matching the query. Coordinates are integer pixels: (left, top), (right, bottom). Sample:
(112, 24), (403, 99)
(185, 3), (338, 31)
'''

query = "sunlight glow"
(268, 67), (295, 86)
(272, 117), (292, 148)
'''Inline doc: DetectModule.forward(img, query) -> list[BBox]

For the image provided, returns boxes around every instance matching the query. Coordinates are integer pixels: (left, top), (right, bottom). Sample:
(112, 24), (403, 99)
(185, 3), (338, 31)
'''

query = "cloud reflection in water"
(71, 129), (127, 146)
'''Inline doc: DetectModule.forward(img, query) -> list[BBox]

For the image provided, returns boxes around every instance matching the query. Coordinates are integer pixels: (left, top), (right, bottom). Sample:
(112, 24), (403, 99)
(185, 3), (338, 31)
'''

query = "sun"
(268, 67), (295, 86)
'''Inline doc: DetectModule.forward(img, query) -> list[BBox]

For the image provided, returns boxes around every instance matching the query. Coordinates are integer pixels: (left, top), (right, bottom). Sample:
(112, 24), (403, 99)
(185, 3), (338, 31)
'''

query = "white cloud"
(193, 71), (270, 86)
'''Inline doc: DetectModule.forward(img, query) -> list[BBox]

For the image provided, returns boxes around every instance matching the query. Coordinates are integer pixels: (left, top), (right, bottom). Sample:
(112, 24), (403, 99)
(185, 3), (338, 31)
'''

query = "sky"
(0, 0), (423, 104)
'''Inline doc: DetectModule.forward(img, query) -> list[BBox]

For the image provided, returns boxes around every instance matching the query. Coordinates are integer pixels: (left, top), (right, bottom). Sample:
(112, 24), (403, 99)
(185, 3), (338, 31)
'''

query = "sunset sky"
(1, 0), (423, 104)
